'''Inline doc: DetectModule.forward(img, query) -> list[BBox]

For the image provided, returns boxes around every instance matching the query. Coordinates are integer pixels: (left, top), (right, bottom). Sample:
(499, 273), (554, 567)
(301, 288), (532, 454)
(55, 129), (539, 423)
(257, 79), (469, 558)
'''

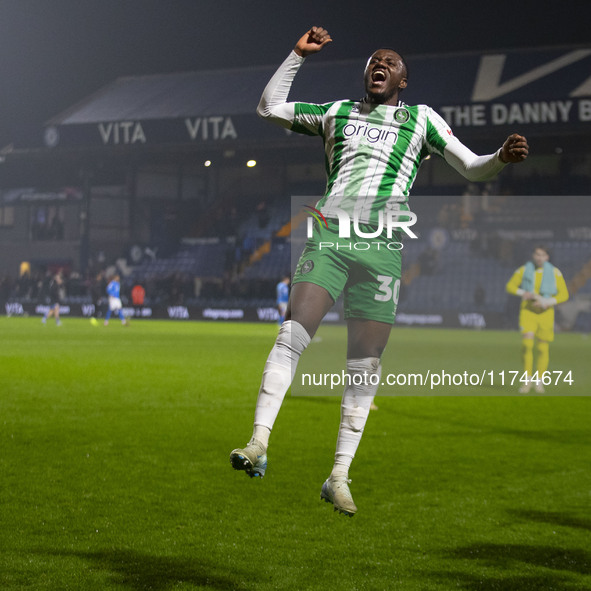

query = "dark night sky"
(0, 0), (589, 146)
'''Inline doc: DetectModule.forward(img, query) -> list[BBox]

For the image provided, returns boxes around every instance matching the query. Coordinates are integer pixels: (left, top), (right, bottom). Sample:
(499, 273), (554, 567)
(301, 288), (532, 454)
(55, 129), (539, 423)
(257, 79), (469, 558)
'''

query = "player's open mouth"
(371, 69), (387, 83)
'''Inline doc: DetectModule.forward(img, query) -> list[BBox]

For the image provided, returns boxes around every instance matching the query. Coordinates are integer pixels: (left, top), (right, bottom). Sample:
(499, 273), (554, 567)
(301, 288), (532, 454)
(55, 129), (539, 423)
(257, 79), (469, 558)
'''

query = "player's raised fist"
(500, 133), (529, 163)
(294, 27), (332, 57)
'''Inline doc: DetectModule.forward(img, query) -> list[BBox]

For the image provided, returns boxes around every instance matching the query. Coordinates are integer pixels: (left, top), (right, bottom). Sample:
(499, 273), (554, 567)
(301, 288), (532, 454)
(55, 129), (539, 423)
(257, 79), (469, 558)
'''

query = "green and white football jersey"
(257, 51), (506, 225)
(292, 99), (453, 223)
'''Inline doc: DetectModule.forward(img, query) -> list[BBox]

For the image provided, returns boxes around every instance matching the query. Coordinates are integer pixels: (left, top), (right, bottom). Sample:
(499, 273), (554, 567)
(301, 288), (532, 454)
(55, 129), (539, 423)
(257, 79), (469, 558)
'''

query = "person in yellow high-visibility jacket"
(506, 246), (569, 393)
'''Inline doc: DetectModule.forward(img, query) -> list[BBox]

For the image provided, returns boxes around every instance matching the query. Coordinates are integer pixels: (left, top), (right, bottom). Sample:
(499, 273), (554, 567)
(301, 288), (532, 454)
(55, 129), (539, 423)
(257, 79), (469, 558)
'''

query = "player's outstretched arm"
(256, 27), (331, 128)
(499, 134), (529, 163)
(294, 27), (332, 57)
(441, 129), (527, 182)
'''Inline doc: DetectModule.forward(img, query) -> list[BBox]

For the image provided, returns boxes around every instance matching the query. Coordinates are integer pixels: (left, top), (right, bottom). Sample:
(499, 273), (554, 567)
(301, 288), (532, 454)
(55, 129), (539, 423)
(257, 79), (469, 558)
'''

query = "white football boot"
(320, 476), (357, 516)
(230, 440), (267, 478)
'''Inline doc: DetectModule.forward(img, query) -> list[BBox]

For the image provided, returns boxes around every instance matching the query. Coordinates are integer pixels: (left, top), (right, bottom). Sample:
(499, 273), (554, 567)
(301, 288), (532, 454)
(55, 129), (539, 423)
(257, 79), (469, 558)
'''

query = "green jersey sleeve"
(424, 107), (452, 157)
(291, 102), (333, 136)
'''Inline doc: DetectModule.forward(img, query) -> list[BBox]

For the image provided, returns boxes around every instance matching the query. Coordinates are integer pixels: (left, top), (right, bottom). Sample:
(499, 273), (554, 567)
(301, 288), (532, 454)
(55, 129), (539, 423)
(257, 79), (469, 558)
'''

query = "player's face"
(364, 49), (407, 104)
(532, 248), (549, 267)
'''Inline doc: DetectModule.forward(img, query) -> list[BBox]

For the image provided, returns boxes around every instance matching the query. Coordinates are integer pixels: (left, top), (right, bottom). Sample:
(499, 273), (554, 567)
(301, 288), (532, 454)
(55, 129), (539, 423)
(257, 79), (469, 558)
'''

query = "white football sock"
(331, 357), (381, 479)
(251, 320), (311, 448)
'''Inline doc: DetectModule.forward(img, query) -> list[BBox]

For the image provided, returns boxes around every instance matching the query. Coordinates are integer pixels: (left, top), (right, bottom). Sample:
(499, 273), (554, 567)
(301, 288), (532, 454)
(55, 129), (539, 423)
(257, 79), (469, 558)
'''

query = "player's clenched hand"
(294, 27), (332, 57)
(500, 134), (529, 163)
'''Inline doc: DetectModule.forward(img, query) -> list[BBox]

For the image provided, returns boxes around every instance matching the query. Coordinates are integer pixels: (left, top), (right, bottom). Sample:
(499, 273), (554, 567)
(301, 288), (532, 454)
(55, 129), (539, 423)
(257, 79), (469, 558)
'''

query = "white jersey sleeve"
(256, 51), (329, 136)
(444, 140), (507, 181)
(424, 107), (507, 181)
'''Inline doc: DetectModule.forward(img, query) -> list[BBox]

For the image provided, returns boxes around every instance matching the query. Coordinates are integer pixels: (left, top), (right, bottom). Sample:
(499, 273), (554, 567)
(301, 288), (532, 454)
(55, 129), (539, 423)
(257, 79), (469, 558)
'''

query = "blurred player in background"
(276, 275), (290, 325)
(506, 246), (569, 393)
(231, 26), (529, 516)
(89, 269), (107, 322)
(104, 274), (128, 326)
(41, 270), (64, 326)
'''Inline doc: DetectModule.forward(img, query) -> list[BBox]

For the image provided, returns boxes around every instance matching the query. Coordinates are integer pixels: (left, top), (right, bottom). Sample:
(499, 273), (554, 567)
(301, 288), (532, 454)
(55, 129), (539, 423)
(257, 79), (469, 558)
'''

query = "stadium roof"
(48, 68), (288, 125)
(46, 60), (367, 125)
(43, 46), (591, 150)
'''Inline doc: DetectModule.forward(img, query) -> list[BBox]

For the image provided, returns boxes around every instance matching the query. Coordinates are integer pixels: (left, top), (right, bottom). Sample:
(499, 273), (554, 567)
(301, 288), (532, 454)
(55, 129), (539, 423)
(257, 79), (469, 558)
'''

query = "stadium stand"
(3, 189), (589, 326)
(1, 42), (588, 333)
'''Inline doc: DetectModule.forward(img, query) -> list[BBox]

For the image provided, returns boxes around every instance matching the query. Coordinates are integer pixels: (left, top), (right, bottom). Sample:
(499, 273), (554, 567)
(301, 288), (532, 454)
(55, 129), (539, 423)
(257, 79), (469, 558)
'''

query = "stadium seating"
(77, 191), (589, 328)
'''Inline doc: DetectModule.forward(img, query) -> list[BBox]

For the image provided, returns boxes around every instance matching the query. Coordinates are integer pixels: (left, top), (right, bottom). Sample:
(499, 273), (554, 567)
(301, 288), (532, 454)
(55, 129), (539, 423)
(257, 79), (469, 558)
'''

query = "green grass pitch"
(1, 317), (590, 590)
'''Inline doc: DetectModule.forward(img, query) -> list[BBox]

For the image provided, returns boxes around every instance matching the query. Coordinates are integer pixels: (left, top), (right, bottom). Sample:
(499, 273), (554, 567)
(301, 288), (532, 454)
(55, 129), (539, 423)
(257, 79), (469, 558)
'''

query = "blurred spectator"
(132, 283), (146, 310)
(256, 200), (270, 228)
(31, 206), (65, 241)
(0, 274), (12, 303)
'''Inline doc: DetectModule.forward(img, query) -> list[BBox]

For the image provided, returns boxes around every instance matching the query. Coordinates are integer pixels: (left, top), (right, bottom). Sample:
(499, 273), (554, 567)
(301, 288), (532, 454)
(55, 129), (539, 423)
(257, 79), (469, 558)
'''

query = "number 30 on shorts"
(374, 275), (400, 304)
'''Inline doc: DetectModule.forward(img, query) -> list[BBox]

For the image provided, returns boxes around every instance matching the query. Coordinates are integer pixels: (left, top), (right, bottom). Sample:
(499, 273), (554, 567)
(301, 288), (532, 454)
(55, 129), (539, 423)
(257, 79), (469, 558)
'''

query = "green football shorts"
(292, 219), (403, 324)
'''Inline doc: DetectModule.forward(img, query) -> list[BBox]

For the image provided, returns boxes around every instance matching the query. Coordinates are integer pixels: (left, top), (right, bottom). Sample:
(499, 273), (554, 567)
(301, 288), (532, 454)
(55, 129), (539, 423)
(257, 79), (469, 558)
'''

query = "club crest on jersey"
(395, 108), (410, 124)
(300, 260), (314, 274)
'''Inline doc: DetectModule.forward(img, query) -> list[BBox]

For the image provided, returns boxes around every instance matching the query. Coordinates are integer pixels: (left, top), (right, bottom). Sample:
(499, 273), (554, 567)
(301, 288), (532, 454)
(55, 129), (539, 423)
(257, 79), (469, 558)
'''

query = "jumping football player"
(231, 27), (529, 515)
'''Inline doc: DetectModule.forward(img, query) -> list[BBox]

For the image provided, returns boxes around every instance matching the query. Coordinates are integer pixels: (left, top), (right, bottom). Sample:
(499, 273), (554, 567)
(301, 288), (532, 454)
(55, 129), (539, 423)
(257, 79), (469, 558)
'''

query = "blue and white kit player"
(276, 276), (290, 325)
(104, 275), (128, 326)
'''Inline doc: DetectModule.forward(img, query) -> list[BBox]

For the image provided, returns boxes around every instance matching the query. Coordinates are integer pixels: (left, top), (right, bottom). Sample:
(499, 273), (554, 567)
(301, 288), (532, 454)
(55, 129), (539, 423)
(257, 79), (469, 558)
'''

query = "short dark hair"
(533, 244), (551, 258)
(381, 48), (409, 80)
(398, 52), (409, 80)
